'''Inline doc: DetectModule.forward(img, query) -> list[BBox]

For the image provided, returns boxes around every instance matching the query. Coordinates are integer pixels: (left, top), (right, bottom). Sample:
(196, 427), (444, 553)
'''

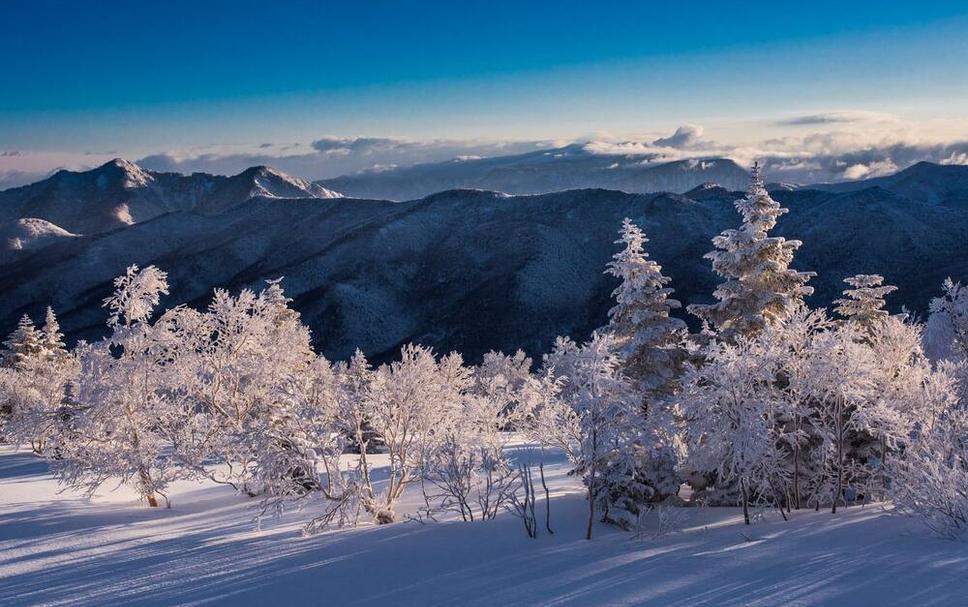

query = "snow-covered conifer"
(40, 306), (66, 357)
(834, 274), (898, 330)
(688, 163), (814, 341)
(1, 315), (44, 370)
(604, 218), (688, 397)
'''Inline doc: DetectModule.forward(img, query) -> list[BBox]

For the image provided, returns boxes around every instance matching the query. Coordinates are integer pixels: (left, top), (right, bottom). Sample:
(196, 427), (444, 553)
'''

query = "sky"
(2, 0), (968, 186)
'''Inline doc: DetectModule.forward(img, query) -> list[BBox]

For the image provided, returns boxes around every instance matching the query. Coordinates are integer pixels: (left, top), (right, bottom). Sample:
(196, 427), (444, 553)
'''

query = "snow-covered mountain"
(317, 144), (751, 200)
(2, 161), (966, 364)
(0, 159), (341, 248)
(808, 161), (968, 204)
(1, 217), (78, 252)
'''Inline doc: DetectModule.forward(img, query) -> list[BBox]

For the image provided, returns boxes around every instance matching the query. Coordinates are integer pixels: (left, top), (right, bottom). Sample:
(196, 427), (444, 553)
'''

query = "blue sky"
(3, 1), (968, 183)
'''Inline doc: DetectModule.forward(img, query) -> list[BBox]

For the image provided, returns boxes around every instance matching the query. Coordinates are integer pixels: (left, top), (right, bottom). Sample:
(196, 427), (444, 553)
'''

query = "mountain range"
(0, 159), (341, 254)
(317, 144), (752, 200)
(1, 159), (967, 364)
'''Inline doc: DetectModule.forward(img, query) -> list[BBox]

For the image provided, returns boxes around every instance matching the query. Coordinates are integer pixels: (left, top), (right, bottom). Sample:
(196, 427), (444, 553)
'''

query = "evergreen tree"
(603, 218), (689, 505)
(40, 307), (67, 359)
(833, 274), (897, 329)
(604, 218), (688, 398)
(688, 163), (814, 341)
(2, 315), (44, 370)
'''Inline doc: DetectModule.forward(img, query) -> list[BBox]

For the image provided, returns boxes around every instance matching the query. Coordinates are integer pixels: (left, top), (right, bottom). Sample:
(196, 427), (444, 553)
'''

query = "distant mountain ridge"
(0, 159), (341, 254)
(2, 161), (967, 365)
(317, 145), (752, 200)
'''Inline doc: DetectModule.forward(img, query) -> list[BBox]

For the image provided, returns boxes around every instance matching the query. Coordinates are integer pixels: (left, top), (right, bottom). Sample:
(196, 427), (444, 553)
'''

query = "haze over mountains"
(2, 157), (967, 364)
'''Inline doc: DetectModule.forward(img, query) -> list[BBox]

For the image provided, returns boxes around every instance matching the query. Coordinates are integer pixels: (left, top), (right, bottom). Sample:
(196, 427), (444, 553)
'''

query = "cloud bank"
(3, 111), (968, 189)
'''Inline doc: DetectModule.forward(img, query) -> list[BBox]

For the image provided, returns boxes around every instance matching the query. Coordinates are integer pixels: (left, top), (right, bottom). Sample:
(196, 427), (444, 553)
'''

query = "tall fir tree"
(600, 218), (689, 507)
(604, 218), (688, 399)
(40, 307), (67, 359)
(688, 163), (814, 341)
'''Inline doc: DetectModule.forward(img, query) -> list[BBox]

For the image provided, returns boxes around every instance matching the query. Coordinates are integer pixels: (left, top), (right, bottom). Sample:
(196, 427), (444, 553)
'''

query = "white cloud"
(652, 124), (705, 148)
(941, 151), (968, 166)
(776, 110), (901, 127)
(842, 159), (899, 180)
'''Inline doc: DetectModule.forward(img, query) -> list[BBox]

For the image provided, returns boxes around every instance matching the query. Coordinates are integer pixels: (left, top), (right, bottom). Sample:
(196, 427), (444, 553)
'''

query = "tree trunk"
(793, 444), (801, 510)
(139, 465), (158, 508)
(586, 429), (598, 540)
(832, 403), (843, 515)
(741, 478), (750, 525)
(540, 460), (553, 535)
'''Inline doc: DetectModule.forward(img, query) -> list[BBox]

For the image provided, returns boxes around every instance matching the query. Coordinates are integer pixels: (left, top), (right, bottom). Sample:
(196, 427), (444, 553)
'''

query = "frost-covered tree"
(362, 345), (469, 523)
(602, 218), (689, 504)
(540, 332), (637, 538)
(890, 366), (968, 538)
(0, 311), (77, 454)
(680, 335), (789, 523)
(927, 278), (968, 362)
(760, 304), (832, 510)
(801, 323), (880, 513)
(924, 279), (968, 402)
(688, 163), (814, 341)
(834, 274), (898, 331)
(41, 306), (66, 357)
(168, 280), (314, 493)
(47, 265), (180, 507)
(1, 315), (44, 370)
(417, 351), (537, 523)
(604, 218), (688, 397)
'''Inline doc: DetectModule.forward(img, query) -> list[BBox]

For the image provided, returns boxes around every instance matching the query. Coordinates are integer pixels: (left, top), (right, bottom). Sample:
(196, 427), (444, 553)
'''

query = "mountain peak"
(96, 158), (153, 187)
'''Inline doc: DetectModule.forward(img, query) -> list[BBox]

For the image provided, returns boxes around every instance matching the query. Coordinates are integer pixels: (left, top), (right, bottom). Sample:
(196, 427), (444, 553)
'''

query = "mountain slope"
(808, 161), (968, 204)
(2, 176), (966, 365)
(0, 159), (342, 240)
(318, 145), (750, 200)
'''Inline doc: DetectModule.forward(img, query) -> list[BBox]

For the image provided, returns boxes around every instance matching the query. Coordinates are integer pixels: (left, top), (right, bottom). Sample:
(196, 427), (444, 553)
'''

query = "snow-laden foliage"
(680, 333), (789, 522)
(3, 164), (966, 542)
(688, 163), (815, 341)
(890, 367), (968, 539)
(539, 333), (641, 538)
(0, 309), (77, 453)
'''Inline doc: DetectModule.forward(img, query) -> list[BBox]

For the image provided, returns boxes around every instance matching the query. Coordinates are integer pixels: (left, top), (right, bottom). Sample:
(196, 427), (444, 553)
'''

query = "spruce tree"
(2, 315), (44, 370)
(833, 274), (897, 329)
(604, 218), (688, 398)
(688, 163), (814, 341)
(41, 307), (67, 359)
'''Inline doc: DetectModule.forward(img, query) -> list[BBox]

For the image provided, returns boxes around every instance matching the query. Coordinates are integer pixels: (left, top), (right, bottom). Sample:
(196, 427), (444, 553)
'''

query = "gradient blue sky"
(3, 1), (968, 182)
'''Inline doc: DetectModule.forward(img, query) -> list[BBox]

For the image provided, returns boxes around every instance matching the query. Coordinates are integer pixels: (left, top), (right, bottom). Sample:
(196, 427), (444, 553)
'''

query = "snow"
(2, 446), (966, 607)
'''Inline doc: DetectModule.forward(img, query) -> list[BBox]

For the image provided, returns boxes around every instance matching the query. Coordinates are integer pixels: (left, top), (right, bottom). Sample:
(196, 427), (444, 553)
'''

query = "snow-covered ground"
(1, 446), (966, 607)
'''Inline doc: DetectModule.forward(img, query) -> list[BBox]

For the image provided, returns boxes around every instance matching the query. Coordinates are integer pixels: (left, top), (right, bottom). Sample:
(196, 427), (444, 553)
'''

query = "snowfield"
(2, 446), (966, 607)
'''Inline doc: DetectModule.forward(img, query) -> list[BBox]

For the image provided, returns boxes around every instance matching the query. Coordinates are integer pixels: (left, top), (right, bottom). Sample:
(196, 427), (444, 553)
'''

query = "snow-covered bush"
(540, 333), (639, 538)
(680, 334), (789, 523)
(890, 366), (968, 539)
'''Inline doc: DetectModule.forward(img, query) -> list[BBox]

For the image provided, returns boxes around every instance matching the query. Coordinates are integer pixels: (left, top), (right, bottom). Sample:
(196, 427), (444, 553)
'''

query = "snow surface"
(1, 446), (966, 607)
